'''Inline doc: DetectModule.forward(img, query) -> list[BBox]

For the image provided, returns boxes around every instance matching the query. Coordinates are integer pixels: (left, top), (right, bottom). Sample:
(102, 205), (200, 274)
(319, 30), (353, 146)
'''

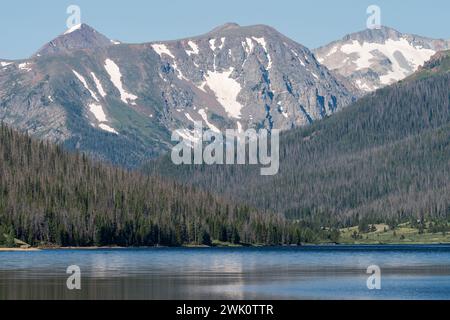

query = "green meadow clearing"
(339, 223), (450, 244)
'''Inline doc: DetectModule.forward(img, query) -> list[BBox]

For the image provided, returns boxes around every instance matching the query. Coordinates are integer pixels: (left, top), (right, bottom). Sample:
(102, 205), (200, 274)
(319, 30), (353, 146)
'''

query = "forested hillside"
(0, 123), (323, 247)
(147, 59), (450, 228)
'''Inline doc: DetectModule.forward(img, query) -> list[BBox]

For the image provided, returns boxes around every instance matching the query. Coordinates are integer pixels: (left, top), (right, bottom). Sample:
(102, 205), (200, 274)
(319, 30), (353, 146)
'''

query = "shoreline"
(0, 248), (41, 252)
(1, 242), (450, 252)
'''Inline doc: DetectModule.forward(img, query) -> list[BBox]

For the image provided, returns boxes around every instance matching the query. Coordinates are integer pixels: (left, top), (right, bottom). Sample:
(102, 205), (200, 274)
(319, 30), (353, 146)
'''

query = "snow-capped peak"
(314, 26), (450, 92)
(64, 23), (82, 35)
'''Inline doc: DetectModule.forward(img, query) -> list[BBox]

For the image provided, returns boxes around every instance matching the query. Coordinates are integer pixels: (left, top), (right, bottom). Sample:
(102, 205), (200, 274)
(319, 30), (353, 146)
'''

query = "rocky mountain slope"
(147, 23), (358, 133)
(0, 23), (358, 167)
(315, 26), (450, 92)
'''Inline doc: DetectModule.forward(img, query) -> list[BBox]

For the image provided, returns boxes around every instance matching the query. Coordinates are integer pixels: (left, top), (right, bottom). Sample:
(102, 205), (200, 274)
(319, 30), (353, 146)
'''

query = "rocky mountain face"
(0, 23), (358, 166)
(314, 26), (450, 92)
(148, 23), (358, 134)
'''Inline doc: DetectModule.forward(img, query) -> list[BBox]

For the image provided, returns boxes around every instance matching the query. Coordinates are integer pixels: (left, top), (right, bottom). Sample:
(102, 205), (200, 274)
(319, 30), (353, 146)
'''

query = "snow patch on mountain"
(203, 68), (243, 119)
(326, 46), (339, 57)
(152, 44), (175, 59)
(91, 72), (107, 98)
(99, 124), (118, 134)
(89, 103), (107, 123)
(242, 38), (254, 55)
(355, 79), (372, 92)
(252, 37), (272, 69)
(185, 113), (195, 123)
(64, 24), (82, 35)
(173, 62), (188, 81)
(198, 109), (220, 132)
(197, 81), (208, 92)
(209, 39), (217, 51)
(246, 38), (254, 51)
(18, 62), (32, 72)
(291, 50), (306, 66)
(72, 70), (99, 101)
(104, 59), (138, 104)
(186, 41), (200, 56)
(218, 37), (226, 50)
(152, 44), (187, 80)
(277, 101), (289, 118)
(209, 37), (225, 52)
(72, 71), (116, 133)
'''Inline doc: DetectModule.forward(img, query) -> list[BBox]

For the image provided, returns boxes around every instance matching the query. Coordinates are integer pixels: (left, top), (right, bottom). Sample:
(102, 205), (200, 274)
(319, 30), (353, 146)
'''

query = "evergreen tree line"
(0, 123), (327, 247)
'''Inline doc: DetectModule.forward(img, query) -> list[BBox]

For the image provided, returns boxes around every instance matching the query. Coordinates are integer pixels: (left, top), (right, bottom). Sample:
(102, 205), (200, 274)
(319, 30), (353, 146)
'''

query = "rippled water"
(1, 245), (450, 300)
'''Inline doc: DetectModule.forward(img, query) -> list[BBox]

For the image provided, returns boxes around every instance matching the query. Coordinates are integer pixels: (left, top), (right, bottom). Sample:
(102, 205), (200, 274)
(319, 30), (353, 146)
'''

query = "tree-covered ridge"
(0, 123), (323, 247)
(146, 69), (450, 227)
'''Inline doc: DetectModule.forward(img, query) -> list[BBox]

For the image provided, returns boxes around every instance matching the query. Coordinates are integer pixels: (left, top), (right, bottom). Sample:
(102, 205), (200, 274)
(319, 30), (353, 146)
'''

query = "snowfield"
(203, 68), (244, 119)
(340, 38), (435, 85)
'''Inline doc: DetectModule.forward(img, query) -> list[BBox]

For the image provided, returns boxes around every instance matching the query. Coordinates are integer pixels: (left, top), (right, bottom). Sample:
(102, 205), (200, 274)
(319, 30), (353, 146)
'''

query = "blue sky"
(0, 0), (449, 59)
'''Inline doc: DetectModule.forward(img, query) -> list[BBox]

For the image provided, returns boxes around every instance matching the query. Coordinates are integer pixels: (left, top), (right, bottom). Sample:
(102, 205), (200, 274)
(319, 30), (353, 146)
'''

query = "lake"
(1, 245), (450, 300)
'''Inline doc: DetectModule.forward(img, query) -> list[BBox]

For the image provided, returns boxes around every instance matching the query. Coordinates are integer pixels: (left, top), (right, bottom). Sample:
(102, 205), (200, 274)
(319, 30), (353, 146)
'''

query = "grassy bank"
(339, 223), (450, 244)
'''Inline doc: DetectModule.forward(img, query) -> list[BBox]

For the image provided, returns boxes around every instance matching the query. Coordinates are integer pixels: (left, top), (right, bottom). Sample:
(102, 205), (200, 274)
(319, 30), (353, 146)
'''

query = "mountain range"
(0, 23), (448, 168)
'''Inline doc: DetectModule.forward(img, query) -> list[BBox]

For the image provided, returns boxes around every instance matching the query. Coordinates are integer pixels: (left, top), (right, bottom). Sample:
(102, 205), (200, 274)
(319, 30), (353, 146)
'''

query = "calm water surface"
(1, 245), (450, 300)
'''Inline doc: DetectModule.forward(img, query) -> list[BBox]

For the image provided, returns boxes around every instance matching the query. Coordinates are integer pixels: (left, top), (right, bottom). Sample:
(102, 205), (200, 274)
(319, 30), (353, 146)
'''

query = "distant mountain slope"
(315, 26), (450, 92)
(0, 122), (303, 247)
(406, 50), (450, 81)
(146, 55), (450, 225)
(0, 23), (358, 167)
